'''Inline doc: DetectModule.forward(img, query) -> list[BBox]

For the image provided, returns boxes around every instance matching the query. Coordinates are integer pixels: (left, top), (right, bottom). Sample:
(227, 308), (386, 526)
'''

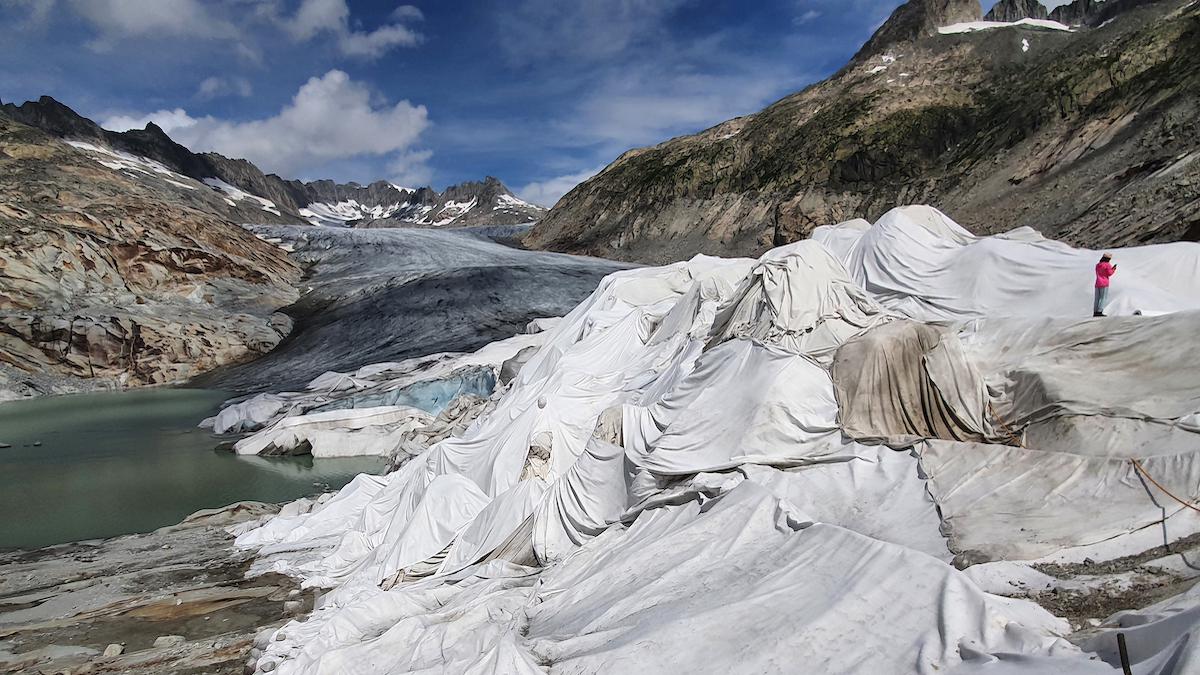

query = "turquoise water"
(0, 388), (386, 549)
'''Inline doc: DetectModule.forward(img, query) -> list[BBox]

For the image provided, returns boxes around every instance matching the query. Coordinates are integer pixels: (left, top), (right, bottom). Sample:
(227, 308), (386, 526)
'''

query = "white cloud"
(102, 107), (198, 134)
(283, 0), (422, 59)
(795, 9), (821, 25)
(16, 0), (421, 60)
(495, 0), (690, 66)
(559, 64), (799, 151)
(4, 0), (57, 29)
(517, 165), (605, 208)
(387, 149), (435, 187)
(196, 76), (253, 100)
(66, 0), (235, 38)
(101, 70), (431, 180)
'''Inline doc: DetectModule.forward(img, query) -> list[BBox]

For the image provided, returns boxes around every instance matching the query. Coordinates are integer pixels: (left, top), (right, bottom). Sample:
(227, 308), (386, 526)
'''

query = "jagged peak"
(984, 0), (1049, 22)
(853, 0), (983, 61)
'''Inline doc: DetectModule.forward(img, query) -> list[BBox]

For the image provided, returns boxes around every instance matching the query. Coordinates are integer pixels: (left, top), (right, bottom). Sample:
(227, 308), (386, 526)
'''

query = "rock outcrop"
(1049, 0), (1106, 24)
(0, 115), (301, 396)
(985, 0), (1050, 21)
(856, 0), (982, 60)
(527, 0), (1200, 264)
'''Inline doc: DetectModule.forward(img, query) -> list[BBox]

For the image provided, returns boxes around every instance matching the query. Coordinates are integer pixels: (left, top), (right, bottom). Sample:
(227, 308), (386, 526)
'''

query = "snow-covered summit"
(296, 178), (545, 228)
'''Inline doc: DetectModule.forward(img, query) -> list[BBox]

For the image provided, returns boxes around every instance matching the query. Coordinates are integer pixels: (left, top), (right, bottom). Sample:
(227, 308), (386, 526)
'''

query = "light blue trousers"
(1093, 286), (1108, 315)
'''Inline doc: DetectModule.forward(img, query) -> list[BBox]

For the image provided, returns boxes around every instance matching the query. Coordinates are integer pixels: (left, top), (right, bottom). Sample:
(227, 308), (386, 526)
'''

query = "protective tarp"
(814, 205), (1200, 320)
(440, 478), (547, 575)
(629, 339), (847, 475)
(707, 239), (889, 363)
(206, 392), (292, 434)
(524, 482), (1073, 675)
(919, 439), (1200, 561)
(959, 312), (1200, 425)
(1082, 583), (1200, 675)
(532, 438), (630, 563)
(832, 320), (994, 446)
(232, 206), (1200, 675)
(234, 406), (432, 457)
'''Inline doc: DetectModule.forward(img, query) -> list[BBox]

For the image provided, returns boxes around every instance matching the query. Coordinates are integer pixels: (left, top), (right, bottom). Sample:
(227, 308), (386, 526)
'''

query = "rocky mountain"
(307, 176), (546, 228)
(987, 0), (1149, 25)
(0, 114), (300, 398)
(1048, 0), (1107, 25)
(856, 0), (983, 60)
(985, 0), (1049, 21)
(526, 0), (1200, 264)
(0, 96), (545, 229)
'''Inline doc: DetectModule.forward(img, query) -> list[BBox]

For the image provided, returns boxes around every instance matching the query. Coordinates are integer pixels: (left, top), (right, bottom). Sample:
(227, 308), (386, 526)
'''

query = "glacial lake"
(0, 388), (386, 549)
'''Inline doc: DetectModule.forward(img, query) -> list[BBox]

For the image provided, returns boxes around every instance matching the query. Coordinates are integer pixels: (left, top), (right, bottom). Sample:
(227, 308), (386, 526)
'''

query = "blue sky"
(0, 0), (1041, 205)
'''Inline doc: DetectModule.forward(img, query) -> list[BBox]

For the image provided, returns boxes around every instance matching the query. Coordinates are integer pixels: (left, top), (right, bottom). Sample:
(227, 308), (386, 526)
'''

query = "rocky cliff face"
(985, 0), (1049, 21)
(856, 0), (982, 60)
(526, 0), (1200, 264)
(1049, 0), (1106, 24)
(0, 116), (300, 398)
(0, 96), (545, 229)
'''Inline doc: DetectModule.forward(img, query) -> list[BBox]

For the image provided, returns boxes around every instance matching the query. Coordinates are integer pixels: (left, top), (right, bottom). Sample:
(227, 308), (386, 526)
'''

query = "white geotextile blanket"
(233, 406), (433, 457)
(814, 205), (1200, 320)
(233, 206), (1200, 675)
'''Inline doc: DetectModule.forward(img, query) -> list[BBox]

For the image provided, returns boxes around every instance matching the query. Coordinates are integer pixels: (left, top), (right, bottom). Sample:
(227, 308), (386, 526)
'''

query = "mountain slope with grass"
(526, 0), (1200, 264)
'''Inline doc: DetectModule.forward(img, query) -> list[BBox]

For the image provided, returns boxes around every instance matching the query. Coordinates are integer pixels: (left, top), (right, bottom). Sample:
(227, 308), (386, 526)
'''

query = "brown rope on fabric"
(1130, 458), (1200, 515)
(986, 401), (1026, 449)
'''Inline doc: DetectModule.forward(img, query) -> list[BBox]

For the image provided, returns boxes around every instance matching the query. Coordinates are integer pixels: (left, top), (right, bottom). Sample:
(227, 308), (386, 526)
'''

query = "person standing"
(1094, 253), (1117, 317)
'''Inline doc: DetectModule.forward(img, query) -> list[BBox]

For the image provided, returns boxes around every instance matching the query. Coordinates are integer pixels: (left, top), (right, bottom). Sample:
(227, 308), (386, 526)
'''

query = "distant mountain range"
(0, 96), (547, 229)
(0, 96), (543, 398)
(527, 0), (1200, 263)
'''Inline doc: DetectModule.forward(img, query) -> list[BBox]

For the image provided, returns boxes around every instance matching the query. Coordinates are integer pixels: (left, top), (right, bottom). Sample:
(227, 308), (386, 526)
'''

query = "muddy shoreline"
(0, 502), (309, 675)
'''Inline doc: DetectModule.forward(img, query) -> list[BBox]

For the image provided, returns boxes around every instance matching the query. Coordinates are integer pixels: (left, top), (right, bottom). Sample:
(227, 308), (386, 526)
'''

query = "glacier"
(228, 205), (1200, 674)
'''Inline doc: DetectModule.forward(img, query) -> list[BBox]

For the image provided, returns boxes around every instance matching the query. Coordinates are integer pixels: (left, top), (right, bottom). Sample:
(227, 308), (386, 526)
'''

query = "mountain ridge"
(0, 96), (546, 228)
(526, 0), (1200, 264)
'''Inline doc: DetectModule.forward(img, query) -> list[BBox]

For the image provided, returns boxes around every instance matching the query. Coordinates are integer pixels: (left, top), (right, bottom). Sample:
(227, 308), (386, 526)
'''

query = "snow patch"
(1022, 38), (1030, 52)
(300, 199), (407, 227)
(494, 193), (538, 211)
(65, 141), (197, 190)
(867, 65), (888, 74)
(203, 178), (282, 216)
(939, 18), (1072, 34)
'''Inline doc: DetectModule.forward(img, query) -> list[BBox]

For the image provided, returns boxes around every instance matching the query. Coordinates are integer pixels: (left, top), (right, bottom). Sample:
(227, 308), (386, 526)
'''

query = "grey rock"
(102, 643), (124, 657)
(499, 346), (539, 385)
(855, 0), (981, 61)
(153, 629), (186, 648)
(984, 0), (1048, 22)
(152, 635), (186, 648)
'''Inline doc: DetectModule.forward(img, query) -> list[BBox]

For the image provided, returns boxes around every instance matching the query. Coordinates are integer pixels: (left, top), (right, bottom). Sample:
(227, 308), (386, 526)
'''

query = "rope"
(1130, 458), (1200, 515)
(986, 401), (1026, 449)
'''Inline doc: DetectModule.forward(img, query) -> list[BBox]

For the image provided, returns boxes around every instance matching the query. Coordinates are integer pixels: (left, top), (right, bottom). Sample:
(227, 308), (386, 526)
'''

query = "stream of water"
(0, 388), (385, 549)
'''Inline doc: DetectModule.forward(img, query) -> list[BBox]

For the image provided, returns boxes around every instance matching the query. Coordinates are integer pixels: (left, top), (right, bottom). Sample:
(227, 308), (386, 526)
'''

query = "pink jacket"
(1095, 261), (1116, 288)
